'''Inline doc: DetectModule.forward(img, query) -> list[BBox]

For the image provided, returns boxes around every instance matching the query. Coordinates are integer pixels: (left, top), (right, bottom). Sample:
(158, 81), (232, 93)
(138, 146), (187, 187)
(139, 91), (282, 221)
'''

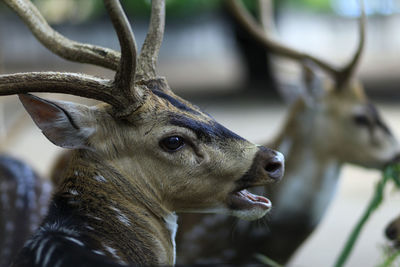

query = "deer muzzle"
(226, 146), (285, 220)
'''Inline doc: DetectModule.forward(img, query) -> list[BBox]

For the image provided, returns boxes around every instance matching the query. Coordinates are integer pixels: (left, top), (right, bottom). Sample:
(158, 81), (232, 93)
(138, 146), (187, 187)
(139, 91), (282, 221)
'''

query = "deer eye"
(353, 114), (370, 127)
(160, 136), (185, 152)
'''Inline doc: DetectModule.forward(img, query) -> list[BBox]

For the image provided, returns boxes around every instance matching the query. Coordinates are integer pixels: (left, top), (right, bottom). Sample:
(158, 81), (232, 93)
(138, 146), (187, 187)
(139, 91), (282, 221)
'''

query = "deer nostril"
(385, 225), (398, 240)
(265, 162), (281, 173)
(264, 154), (284, 181)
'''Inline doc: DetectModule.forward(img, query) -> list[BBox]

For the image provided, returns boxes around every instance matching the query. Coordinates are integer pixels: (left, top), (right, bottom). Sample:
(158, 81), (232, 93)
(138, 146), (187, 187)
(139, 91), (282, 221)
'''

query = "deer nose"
(385, 224), (398, 240)
(258, 146), (285, 181)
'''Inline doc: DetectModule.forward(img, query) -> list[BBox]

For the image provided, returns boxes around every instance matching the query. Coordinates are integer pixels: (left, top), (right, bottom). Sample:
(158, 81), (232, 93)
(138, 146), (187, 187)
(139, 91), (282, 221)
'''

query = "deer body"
(1, 0), (285, 265)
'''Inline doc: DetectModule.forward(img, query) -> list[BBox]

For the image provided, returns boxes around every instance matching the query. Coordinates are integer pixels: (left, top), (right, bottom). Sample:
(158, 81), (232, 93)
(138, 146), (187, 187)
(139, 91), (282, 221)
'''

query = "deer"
(386, 214), (400, 248)
(175, 0), (400, 265)
(0, 155), (52, 267)
(0, 0), (285, 266)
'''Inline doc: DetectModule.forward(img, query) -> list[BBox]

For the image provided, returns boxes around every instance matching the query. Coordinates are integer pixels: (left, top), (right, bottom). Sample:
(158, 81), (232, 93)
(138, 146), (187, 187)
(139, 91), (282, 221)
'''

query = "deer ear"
(301, 64), (324, 100)
(19, 94), (95, 149)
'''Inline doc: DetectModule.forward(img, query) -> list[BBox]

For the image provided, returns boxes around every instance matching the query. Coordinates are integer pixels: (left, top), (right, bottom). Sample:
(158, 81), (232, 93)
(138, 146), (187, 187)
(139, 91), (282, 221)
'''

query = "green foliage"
(334, 164), (400, 267)
(285, 0), (332, 12)
(378, 247), (400, 267)
(254, 253), (283, 267)
(44, 0), (223, 20)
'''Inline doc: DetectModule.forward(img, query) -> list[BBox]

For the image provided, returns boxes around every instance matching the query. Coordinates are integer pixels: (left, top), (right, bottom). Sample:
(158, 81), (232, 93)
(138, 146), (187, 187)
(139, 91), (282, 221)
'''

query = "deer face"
(19, 78), (284, 222)
(311, 81), (399, 169)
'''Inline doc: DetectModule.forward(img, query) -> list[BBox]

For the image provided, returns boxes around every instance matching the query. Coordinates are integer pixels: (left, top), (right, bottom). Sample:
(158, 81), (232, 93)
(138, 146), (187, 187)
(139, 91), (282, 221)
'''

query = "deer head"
(1, 0), (284, 265)
(228, 0), (400, 169)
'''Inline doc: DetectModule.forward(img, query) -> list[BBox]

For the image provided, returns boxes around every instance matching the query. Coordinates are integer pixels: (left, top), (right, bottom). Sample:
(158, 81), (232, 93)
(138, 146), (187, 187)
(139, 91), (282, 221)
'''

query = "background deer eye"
(160, 136), (185, 152)
(353, 114), (370, 127)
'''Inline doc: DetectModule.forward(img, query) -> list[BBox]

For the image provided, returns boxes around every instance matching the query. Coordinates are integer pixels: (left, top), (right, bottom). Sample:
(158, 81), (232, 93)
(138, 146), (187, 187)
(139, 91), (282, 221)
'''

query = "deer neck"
(50, 150), (178, 266)
(268, 105), (342, 227)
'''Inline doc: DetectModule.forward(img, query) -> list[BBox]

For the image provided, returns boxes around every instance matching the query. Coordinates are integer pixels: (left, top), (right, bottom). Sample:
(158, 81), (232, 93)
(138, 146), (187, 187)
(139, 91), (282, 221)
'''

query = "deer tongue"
(231, 189), (271, 210)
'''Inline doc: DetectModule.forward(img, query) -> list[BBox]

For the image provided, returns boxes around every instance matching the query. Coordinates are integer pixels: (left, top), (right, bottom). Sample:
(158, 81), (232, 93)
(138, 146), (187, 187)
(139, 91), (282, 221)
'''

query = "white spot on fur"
(42, 244), (57, 267)
(35, 237), (50, 264)
(102, 244), (126, 264)
(64, 236), (84, 247)
(86, 225), (95, 231)
(92, 249), (105, 256)
(94, 175), (107, 183)
(109, 206), (131, 226)
(117, 213), (131, 226)
(164, 212), (178, 265)
(87, 214), (102, 221)
(69, 189), (78, 195)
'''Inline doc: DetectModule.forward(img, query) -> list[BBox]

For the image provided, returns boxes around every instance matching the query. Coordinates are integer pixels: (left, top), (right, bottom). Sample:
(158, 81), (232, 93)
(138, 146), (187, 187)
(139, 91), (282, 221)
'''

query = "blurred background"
(0, 0), (399, 266)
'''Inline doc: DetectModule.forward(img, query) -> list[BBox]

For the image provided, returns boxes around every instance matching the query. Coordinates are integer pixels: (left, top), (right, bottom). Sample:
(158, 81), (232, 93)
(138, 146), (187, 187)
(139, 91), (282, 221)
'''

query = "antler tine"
(0, 72), (123, 106)
(104, 0), (143, 110)
(336, 0), (366, 88)
(3, 0), (120, 71)
(227, 0), (341, 79)
(136, 0), (166, 80)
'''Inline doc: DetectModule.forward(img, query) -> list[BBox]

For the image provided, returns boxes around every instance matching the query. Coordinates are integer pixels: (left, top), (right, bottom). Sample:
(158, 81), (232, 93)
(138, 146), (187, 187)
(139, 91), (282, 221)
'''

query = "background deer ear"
(19, 94), (95, 149)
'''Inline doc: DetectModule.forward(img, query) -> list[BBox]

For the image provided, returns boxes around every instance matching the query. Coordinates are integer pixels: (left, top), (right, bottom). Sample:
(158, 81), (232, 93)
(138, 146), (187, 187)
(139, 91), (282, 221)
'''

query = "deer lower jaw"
(228, 189), (271, 221)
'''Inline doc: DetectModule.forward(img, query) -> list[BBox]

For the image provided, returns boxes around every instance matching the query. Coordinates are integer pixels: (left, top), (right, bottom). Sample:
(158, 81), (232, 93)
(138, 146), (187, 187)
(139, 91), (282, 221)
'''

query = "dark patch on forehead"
(152, 89), (200, 115)
(169, 114), (245, 142)
(367, 103), (392, 136)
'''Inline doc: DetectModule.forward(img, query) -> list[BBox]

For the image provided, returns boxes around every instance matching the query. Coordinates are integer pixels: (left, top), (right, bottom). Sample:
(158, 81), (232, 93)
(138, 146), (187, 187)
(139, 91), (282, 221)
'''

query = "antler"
(336, 0), (366, 88)
(137, 0), (166, 80)
(2, 0), (120, 71)
(227, 0), (366, 89)
(0, 72), (119, 105)
(0, 0), (166, 116)
(104, 0), (138, 101)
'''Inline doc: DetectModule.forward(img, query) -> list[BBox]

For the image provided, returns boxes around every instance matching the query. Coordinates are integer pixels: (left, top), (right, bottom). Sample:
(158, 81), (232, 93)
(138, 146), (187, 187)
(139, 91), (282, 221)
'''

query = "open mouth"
(229, 188), (271, 212)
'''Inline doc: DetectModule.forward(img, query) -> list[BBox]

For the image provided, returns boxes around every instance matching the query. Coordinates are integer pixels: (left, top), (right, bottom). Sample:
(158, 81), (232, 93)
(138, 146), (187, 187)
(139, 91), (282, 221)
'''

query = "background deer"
(1, 0), (284, 266)
(175, 0), (400, 265)
(0, 155), (51, 267)
(386, 214), (400, 248)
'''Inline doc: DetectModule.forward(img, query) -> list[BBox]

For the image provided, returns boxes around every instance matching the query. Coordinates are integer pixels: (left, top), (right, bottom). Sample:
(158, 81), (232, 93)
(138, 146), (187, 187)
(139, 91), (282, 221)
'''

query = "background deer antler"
(0, 0), (166, 116)
(227, 0), (366, 89)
